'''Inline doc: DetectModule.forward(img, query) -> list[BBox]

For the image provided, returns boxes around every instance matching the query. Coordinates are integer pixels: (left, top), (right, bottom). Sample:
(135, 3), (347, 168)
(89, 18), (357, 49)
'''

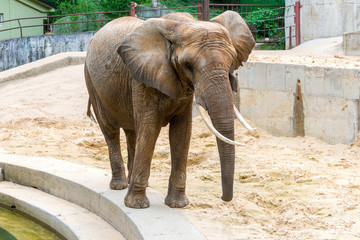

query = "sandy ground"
(1, 45), (360, 239)
(252, 37), (360, 68)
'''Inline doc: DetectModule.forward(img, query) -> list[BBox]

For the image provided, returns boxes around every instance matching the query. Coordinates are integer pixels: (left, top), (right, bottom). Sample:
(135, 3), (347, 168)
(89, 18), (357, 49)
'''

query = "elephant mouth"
(196, 104), (255, 146)
(183, 79), (194, 91)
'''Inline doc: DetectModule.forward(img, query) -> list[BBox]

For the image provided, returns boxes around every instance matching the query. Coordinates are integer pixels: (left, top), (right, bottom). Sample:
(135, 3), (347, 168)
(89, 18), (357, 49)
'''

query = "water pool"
(0, 206), (63, 240)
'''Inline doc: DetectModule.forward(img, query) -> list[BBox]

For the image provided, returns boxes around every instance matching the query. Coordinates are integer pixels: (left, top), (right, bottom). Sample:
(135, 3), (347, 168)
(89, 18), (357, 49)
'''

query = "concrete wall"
(235, 62), (360, 144)
(343, 30), (360, 56)
(0, 31), (95, 71)
(285, 0), (360, 49)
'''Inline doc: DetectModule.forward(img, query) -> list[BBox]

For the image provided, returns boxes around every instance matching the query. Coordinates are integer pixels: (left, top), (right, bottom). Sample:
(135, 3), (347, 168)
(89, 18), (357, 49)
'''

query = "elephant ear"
(118, 19), (183, 99)
(211, 11), (255, 69)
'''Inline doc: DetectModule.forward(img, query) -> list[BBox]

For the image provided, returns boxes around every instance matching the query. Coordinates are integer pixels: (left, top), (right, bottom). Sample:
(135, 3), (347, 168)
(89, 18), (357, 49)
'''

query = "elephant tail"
(87, 98), (97, 123)
(84, 61), (97, 124)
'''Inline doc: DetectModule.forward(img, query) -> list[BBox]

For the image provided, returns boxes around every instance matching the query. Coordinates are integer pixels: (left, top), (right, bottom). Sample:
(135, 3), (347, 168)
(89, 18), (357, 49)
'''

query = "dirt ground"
(1, 48), (360, 239)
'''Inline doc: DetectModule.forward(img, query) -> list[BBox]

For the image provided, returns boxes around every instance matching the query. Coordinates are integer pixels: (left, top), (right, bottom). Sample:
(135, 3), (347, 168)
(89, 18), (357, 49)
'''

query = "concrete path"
(0, 153), (205, 240)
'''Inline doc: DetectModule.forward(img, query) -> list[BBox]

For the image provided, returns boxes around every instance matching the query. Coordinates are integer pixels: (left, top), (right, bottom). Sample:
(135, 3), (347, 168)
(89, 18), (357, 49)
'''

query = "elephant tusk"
(197, 104), (245, 146)
(233, 105), (256, 132)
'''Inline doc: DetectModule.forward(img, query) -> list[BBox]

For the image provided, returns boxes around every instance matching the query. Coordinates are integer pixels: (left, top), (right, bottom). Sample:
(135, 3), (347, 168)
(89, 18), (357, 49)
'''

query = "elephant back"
(87, 17), (143, 67)
(86, 17), (143, 82)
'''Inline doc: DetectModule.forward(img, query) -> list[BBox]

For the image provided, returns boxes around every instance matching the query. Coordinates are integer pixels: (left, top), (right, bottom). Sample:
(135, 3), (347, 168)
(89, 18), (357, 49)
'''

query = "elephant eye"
(184, 62), (194, 72)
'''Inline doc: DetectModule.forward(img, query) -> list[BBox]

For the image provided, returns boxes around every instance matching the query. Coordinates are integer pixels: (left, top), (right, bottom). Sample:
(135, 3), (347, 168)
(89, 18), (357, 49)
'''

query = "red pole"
(197, 3), (202, 21)
(294, 1), (302, 46)
(202, 0), (209, 21)
(130, 2), (136, 17)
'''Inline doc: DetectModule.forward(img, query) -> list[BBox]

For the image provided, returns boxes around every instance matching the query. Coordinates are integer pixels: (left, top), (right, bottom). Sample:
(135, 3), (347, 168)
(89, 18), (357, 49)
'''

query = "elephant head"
(118, 11), (255, 202)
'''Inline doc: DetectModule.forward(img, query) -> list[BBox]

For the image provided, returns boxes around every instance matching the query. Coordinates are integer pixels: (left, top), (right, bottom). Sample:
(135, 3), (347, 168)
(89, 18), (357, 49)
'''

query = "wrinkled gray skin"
(85, 11), (255, 208)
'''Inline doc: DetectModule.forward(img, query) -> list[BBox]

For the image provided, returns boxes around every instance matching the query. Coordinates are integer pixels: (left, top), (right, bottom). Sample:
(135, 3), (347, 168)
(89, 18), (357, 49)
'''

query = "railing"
(131, 4), (201, 20)
(294, 1), (302, 46)
(131, 3), (287, 45)
(208, 4), (286, 44)
(0, 10), (131, 37)
(0, 1), (297, 47)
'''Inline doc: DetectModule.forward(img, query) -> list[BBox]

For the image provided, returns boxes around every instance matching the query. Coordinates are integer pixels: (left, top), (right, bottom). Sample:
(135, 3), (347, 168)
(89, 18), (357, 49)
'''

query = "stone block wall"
(0, 31), (95, 71)
(235, 62), (360, 144)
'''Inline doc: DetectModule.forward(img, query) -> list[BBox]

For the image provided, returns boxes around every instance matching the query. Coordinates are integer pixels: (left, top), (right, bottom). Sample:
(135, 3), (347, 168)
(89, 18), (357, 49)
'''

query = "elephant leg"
(124, 119), (161, 208)
(85, 74), (128, 190)
(165, 104), (192, 208)
(124, 129), (136, 183)
(99, 125), (128, 190)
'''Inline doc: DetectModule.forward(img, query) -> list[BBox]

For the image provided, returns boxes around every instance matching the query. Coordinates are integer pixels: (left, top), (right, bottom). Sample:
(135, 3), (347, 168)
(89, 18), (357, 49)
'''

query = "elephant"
(84, 11), (255, 209)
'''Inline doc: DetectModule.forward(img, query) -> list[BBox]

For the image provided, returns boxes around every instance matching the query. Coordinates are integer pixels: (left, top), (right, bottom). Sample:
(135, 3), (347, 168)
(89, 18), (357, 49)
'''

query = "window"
(0, 14), (3, 26)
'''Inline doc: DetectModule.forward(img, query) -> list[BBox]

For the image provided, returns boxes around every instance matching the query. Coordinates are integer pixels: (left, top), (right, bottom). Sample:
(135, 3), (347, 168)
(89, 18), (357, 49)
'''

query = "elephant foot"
(124, 191), (150, 208)
(165, 193), (189, 208)
(110, 177), (128, 190)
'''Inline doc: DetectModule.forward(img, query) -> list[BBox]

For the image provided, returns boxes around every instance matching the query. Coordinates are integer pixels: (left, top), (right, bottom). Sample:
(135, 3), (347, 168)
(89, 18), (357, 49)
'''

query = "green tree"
(48, 0), (132, 34)
(246, 7), (284, 39)
(48, 0), (131, 16)
(99, 0), (131, 18)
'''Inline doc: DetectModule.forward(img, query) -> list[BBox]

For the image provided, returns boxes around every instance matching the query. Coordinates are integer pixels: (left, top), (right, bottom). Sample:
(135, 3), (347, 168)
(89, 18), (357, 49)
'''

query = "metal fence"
(131, 3), (201, 20)
(0, 1), (297, 47)
(132, 3), (287, 45)
(0, 10), (131, 37)
(209, 4), (285, 44)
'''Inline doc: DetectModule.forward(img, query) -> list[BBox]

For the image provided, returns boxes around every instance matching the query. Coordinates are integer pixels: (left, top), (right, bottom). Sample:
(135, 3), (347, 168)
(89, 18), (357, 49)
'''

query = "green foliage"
(159, 0), (199, 8)
(53, 14), (103, 34)
(245, 6), (286, 50)
(51, 0), (97, 15)
(49, 0), (131, 15)
(246, 7), (284, 39)
(156, 0), (199, 15)
(98, 0), (132, 18)
(49, 0), (131, 34)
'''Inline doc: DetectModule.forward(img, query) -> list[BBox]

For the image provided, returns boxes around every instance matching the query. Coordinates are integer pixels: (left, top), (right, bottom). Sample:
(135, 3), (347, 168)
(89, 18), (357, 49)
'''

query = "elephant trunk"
(214, 119), (235, 201)
(209, 98), (235, 201)
(197, 72), (235, 201)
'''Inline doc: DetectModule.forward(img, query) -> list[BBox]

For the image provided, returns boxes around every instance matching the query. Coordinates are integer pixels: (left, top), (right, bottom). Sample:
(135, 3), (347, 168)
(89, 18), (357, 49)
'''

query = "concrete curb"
(0, 52), (86, 84)
(0, 181), (124, 240)
(0, 153), (205, 240)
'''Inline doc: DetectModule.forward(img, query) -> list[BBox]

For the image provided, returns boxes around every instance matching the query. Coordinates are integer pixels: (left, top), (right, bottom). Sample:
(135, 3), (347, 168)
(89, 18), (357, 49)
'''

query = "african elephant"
(84, 11), (255, 209)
